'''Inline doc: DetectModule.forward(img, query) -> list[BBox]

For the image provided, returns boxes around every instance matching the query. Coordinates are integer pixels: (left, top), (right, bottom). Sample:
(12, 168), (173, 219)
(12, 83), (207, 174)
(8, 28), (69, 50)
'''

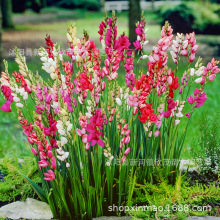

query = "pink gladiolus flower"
(48, 150), (53, 158)
(101, 81), (106, 90)
(192, 45), (199, 53)
(52, 157), (56, 169)
(28, 138), (34, 145)
(128, 95), (139, 107)
(133, 107), (138, 115)
(124, 135), (130, 145)
(122, 156), (126, 163)
(190, 53), (195, 62)
(124, 147), (130, 156)
(38, 160), (49, 168)
(44, 170), (55, 181)
(31, 147), (38, 156)
(155, 120), (162, 129)
(179, 86), (183, 94)
(209, 74), (216, 81)
(123, 124), (129, 130)
(85, 143), (90, 150)
(125, 129), (131, 137)
(154, 131), (160, 137)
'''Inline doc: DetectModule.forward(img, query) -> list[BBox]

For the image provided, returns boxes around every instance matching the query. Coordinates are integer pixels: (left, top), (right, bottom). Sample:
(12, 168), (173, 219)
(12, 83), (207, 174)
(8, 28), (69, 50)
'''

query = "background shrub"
(159, 2), (220, 35)
(191, 113), (220, 174)
(0, 157), (40, 204)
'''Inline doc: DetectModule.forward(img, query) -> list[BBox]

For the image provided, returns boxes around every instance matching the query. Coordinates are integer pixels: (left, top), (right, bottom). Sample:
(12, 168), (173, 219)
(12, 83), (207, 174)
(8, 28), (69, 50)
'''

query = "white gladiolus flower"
(106, 162), (110, 166)
(64, 152), (69, 159)
(59, 53), (63, 61)
(67, 124), (73, 132)
(190, 68), (195, 76)
(110, 156), (114, 161)
(13, 97), (20, 102)
(124, 93), (129, 99)
(176, 112), (183, 118)
(50, 73), (56, 80)
(78, 96), (83, 105)
(19, 88), (25, 96)
(170, 51), (177, 59)
(50, 66), (55, 73)
(61, 137), (68, 145)
(116, 98), (122, 106)
(57, 155), (66, 161)
(178, 107), (183, 112)
(58, 129), (66, 136)
(104, 153), (108, 157)
(52, 102), (59, 109)
(66, 163), (70, 168)
(57, 148), (64, 155)
(137, 35), (141, 41)
(195, 77), (203, 83)
(40, 57), (47, 62)
(140, 55), (148, 59)
(168, 76), (173, 85)
(16, 103), (24, 108)
(172, 45), (178, 53)
(175, 120), (180, 125)
(182, 40), (188, 49)
(195, 70), (203, 76)
(173, 40), (179, 48)
(23, 92), (28, 100)
(85, 112), (93, 118)
(67, 33), (72, 42)
(143, 40), (149, 46)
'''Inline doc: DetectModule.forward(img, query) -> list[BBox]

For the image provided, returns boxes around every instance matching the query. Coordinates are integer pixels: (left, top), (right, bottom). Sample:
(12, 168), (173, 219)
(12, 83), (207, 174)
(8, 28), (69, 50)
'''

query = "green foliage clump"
(159, 2), (220, 35)
(129, 168), (220, 219)
(0, 157), (40, 203)
(191, 113), (220, 174)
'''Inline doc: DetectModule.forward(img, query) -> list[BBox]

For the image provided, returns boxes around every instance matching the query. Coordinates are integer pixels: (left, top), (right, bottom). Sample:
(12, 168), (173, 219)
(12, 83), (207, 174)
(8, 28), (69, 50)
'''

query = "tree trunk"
(151, 0), (155, 11)
(0, 1), (3, 72)
(1, 0), (14, 28)
(129, 0), (141, 48)
(100, 0), (105, 13)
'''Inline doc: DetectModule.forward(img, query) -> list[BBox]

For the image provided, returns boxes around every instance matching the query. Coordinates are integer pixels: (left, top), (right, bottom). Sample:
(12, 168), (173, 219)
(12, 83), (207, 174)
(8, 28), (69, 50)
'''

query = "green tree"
(129, 0), (141, 47)
(1, 0), (14, 28)
(41, 0), (47, 8)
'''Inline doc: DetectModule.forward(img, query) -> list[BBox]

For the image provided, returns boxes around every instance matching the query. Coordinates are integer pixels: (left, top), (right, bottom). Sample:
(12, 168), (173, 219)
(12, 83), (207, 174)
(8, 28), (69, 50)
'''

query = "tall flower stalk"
(0, 12), (219, 219)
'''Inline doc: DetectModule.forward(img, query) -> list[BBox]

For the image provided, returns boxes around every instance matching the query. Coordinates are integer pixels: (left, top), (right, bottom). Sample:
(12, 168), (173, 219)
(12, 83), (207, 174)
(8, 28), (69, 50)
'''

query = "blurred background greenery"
(0, 0), (219, 158)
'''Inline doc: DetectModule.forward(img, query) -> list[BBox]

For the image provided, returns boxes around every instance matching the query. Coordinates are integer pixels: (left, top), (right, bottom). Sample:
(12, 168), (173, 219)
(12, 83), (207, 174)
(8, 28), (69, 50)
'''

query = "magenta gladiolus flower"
(0, 101), (12, 112)
(185, 112), (190, 118)
(187, 95), (194, 105)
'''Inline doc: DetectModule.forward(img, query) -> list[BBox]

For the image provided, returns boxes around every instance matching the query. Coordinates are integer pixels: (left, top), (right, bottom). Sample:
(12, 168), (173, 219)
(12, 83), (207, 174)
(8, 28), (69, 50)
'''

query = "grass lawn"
(0, 8), (219, 159)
